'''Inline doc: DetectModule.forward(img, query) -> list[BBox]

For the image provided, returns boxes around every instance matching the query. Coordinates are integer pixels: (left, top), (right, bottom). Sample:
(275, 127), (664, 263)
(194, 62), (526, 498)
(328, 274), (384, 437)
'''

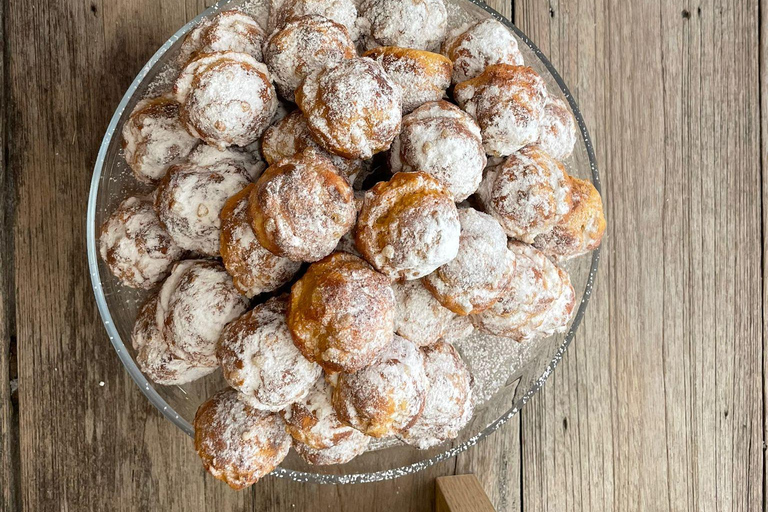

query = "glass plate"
(86, 0), (600, 484)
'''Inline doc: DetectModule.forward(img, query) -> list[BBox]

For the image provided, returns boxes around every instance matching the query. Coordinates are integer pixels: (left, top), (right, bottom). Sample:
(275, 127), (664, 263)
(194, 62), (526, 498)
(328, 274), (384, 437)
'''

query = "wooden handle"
(436, 474), (496, 512)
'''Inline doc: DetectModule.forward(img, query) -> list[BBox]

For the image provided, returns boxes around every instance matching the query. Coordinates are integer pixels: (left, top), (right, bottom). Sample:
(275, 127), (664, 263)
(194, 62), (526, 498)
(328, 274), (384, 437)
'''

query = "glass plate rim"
(86, 0), (601, 485)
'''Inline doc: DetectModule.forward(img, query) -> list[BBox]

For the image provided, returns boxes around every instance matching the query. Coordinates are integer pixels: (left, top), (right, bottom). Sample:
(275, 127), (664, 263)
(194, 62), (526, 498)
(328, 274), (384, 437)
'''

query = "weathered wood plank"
(1, 0), (20, 508)
(10, 0), (251, 509)
(516, 1), (763, 511)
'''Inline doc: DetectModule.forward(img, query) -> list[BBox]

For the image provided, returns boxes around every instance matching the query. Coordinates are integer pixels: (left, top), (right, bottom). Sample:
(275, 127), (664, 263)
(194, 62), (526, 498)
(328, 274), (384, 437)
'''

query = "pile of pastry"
(99, 0), (605, 489)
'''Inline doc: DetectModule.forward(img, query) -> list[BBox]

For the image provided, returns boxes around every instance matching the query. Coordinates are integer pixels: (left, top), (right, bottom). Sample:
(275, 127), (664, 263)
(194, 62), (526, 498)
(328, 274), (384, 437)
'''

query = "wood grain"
(436, 475), (497, 512)
(0, 0), (20, 507)
(10, 0), (251, 509)
(516, 1), (763, 511)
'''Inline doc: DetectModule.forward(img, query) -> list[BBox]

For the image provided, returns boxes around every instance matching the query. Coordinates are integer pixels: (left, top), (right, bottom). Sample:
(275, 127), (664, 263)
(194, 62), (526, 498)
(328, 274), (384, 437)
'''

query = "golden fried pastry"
(100, 197), (184, 289)
(363, 47), (452, 113)
(194, 388), (291, 489)
(477, 144), (572, 242)
(155, 158), (253, 256)
(532, 175), (606, 261)
(295, 57), (402, 159)
(249, 149), (356, 262)
(537, 97), (577, 160)
(359, 0), (447, 50)
(283, 378), (371, 465)
(392, 280), (455, 347)
(162, 260), (249, 367)
(454, 64), (548, 156)
(423, 208), (516, 315)
(179, 10), (266, 64)
(265, 15), (356, 102)
(288, 252), (395, 372)
(389, 101), (486, 202)
(332, 335), (428, 438)
(261, 110), (363, 181)
(472, 241), (575, 341)
(400, 341), (474, 449)
(441, 314), (475, 344)
(218, 296), (322, 411)
(220, 186), (300, 297)
(442, 19), (524, 83)
(121, 95), (199, 185)
(270, 0), (359, 40)
(175, 51), (277, 149)
(132, 292), (217, 385)
(355, 172), (460, 280)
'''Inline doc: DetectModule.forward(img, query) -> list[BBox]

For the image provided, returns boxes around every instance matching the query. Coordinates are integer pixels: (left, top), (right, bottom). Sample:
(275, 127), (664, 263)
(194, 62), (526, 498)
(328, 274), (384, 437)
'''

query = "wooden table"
(1, 0), (764, 510)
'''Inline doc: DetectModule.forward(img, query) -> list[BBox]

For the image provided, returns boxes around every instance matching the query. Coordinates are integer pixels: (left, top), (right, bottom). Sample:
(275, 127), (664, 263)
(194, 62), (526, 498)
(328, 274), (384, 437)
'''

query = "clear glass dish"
(86, 0), (600, 484)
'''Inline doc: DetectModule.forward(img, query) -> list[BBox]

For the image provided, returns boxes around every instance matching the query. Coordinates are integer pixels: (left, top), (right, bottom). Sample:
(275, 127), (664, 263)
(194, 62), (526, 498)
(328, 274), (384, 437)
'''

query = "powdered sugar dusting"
(333, 335), (428, 438)
(393, 280), (455, 347)
(363, 47), (452, 113)
(422, 208), (516, 315)
(389, 101), (485, 202)
(122, 96), (199, 184)
(220, 186), (301, 297)
(442, 19), (524, 84)
(296, 57), (402, 159)
(477, 144), (571, 242)
(537, 97), (577, 160)
(155, 159), (253, 256)
(400, 341), (473, 449)
(164, 260), (249, 367)
(454, 65), (548, 156)
(100, 197), (185, 289)
(175, 52), (277, 149)
(359, 0), (447, 51)
(218, 296), (322, 411)
(357, 172), (461, 280)
(194, 388), (291, 489)
(264, 15), (356, 102)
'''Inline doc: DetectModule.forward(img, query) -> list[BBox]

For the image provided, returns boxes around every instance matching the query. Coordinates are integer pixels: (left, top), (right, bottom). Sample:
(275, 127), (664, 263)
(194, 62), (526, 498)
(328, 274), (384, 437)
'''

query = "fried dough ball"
(194, 388), (291, 489)
(175, 51), (277, 149)
(121, 95), (199, 185)
(248, 149), (356, 262)
(131, 292), (217, 385)
(332, 335), (428, 438)
(219, 185), (301, 297)
(261, 110), (363, 182)
(532, 175), (606, 261)
(100, 197), (184, 289)
(442, 19), (524, 83)
(389, 101), (486, 202)
(287, 253), (395, 372)
(179, 10), (266, 64)
(264, 15), (356, 102)
(472, 241), (576, 341)
(537, 97), (577, 160)
(355, 172), (461, 280)
(358, 0), (447, 51)
(392, 280), (455, 347)
(162, 260), (249, 367)
(423, 208), (516, 315)
(454, 64), (548, 156)
(270, 0), (360, 41)
(283, 378), (371, 465)
(295, 57), (402, 159)
(155, 157), (253, 256)
(400, 341), (473, 449)
(477, 144), (572, 242)
(218, 296), (322, 411)
(363, 47), (452, 113)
